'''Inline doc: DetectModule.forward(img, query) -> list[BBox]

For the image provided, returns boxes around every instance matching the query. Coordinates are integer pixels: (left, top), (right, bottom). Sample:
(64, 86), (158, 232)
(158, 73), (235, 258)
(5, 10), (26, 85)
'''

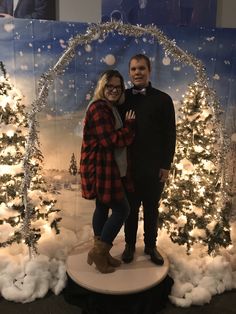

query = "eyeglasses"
(105, 84), (122, 93)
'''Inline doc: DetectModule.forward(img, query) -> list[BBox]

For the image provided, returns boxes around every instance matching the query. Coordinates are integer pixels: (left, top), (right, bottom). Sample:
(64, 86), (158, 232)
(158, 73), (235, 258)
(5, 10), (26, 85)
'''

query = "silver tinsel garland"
(20, 22), (228, 254)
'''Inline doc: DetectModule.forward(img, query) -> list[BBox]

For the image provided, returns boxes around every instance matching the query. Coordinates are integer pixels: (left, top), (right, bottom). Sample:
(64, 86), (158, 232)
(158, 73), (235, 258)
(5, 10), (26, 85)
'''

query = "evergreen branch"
(0, 61), (7, 78)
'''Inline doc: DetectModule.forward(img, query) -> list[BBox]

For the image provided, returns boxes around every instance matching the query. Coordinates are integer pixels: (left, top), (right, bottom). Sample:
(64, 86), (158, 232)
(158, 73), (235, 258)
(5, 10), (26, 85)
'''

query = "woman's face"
(104, 76), (122, 104)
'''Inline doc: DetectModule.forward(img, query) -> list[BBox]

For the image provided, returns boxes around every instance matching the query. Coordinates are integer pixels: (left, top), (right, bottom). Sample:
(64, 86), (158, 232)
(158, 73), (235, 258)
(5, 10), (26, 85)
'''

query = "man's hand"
(159, 168), (169, 182)
(0, 13), (13, 18)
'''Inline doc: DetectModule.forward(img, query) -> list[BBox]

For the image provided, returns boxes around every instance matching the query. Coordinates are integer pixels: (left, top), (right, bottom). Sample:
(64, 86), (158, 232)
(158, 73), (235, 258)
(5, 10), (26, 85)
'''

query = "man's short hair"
(129, 54), (151, 71)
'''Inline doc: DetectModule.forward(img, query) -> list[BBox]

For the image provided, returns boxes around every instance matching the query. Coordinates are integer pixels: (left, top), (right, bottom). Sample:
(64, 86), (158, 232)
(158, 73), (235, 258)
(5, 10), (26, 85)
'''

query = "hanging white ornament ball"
(4, 23), (15, 32)
(103, 54), (116, 65)
(162, 56), (171, 66)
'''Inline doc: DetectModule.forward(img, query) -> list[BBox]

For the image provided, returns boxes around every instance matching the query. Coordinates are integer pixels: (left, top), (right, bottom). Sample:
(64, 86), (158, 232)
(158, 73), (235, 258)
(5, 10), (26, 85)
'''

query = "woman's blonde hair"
(93, 70), (125, 105)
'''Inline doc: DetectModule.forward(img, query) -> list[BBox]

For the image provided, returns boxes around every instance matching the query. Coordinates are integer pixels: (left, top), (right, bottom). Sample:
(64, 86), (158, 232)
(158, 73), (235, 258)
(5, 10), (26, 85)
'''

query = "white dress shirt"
(13, 0), (19, 12)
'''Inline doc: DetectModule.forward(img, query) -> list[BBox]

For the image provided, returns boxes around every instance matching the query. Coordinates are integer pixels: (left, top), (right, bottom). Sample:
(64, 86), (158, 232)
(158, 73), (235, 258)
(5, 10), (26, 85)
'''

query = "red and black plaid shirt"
(80, 100), (135, 204)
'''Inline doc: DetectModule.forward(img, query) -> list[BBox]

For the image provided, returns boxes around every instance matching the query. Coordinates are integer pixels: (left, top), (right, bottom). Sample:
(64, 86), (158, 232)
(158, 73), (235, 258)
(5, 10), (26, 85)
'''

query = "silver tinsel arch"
(19, 21), (227, 255)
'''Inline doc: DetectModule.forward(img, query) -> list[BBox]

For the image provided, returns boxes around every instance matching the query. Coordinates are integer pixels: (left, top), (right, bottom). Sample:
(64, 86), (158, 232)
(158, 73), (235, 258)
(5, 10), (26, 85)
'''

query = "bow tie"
(132, 88), (146, 95)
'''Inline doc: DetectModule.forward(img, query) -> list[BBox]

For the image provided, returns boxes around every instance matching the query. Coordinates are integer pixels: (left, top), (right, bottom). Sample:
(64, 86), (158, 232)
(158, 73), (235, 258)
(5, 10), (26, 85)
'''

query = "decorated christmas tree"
(159, 82), (231, 254)
(0, 62), (60, 254)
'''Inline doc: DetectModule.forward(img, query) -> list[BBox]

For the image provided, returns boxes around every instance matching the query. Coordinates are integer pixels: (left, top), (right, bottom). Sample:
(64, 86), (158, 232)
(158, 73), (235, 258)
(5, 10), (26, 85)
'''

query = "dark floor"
(1, 288), (236, 314)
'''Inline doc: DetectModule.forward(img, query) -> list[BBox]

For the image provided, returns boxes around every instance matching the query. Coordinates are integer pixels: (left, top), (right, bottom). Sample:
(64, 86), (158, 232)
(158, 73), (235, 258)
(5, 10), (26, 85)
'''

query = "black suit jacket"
(119, 83), (176, 177)
(0, 0), (50, 19)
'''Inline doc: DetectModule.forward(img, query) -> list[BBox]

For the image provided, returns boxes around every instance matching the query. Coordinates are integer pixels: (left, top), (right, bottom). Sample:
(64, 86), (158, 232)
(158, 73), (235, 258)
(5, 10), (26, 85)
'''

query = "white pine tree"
(159, 82), (231, 254)
(0, 62), (60, 253)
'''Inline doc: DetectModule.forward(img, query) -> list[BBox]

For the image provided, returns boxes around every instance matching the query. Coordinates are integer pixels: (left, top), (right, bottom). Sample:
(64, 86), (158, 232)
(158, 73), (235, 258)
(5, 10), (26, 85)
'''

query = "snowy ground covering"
(1, 186), (236, 305)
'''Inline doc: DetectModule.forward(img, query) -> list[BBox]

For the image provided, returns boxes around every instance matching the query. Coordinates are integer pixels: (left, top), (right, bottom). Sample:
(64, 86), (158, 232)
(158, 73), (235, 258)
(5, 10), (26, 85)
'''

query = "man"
(0, 0), (52, 20)
(120, 54), (176, 265)
(128, 0), (153, 26)
(127, 0), (171, 26)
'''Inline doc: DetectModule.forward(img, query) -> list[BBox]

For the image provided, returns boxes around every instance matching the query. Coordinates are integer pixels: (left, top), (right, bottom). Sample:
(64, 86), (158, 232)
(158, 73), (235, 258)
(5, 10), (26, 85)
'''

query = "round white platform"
(66, 242), (169, 295)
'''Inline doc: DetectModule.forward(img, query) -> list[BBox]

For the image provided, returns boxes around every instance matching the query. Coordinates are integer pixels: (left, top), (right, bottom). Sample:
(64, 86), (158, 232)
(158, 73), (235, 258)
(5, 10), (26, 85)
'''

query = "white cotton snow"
(0, 255), (67, 303)
(0, 163), (23, 176)
(38, 227), (77, 260)
(1, 200), (236, 305)
(189, 227), (206, 239)
(0, 227), (77, 303)
(158, 228), (236, 307)
(0, 202), (19, 218)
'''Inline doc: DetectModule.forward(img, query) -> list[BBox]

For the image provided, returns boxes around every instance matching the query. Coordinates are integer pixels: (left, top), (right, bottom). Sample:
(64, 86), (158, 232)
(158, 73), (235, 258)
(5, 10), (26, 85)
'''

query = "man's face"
(129, 58), (150, 89)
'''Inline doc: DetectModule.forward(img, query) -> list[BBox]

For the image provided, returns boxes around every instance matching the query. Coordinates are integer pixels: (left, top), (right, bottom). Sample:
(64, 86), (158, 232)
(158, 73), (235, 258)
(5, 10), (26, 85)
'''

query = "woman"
(80, 70), (135, 273)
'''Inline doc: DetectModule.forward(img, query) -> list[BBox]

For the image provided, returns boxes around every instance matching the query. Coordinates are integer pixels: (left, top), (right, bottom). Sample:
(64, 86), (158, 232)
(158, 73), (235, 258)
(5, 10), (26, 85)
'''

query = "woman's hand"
(125, 110), (135, 120)
(159, 168), (170, 182)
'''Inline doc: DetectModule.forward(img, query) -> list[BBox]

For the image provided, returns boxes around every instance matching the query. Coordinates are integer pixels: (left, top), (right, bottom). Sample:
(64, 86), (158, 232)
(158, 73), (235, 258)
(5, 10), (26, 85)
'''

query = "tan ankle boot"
(94, 236), (121, 267)
(87, 240), (115, 273)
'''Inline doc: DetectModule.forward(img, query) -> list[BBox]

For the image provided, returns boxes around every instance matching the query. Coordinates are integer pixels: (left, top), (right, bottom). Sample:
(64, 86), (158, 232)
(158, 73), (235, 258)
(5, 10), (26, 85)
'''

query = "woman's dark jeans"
(92, 195), (130, 245)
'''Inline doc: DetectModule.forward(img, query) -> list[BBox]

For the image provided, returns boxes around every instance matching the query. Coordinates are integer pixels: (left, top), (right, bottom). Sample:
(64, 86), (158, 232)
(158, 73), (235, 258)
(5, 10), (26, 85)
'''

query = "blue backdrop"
(0, 18), (235, 172)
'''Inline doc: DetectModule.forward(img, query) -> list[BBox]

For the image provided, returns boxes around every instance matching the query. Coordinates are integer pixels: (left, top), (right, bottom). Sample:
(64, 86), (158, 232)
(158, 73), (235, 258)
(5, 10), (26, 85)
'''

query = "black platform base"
(64, 274), (174, 314)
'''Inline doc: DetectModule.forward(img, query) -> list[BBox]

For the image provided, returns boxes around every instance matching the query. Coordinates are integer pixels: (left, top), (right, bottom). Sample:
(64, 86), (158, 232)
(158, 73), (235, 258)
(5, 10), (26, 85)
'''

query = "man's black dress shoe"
(122, 244), (135, 263)
(144, 247), (164, 265)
